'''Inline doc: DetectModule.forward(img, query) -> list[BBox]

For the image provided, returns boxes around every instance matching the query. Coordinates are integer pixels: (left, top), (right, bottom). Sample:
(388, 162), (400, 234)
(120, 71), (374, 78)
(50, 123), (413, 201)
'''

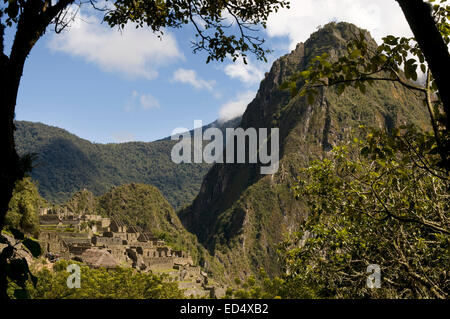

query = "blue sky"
(7, 0), (413, 143)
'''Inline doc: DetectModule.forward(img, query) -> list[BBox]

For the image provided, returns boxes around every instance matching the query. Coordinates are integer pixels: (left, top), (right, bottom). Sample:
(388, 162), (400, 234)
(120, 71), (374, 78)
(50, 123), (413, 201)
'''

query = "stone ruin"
(37, 207), (220, 296)
(38, 208), (194, 272)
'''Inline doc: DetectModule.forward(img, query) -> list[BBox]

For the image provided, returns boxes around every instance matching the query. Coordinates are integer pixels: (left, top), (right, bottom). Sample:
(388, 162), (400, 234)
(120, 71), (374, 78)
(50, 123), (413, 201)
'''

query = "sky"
(7, 0), (414, 144)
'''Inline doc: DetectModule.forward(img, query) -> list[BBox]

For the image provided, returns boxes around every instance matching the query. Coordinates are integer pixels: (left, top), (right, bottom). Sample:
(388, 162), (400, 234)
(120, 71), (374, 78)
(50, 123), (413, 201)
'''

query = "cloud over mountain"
(266, 0), (413, 49)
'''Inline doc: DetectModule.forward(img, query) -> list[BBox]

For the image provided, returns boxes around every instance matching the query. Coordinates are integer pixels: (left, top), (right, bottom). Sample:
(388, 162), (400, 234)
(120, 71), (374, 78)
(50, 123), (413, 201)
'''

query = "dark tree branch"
(396, 0), (450, 130)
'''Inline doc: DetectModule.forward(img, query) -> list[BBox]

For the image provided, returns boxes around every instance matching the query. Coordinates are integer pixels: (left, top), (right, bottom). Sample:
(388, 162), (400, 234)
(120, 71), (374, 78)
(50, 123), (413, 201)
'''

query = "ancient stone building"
(38, 209), (193, 272)
(34, 207), (228, 296)
(81, 248), (118, 269)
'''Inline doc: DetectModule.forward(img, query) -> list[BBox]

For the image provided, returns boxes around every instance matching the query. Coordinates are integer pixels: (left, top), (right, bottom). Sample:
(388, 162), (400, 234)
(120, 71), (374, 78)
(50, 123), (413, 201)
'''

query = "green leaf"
(0, 245), (14, 259)
(6, 0), (19, 19)
(13, 289), (29, 299)
(22, 238), (42, 258)
(349, 49), (361, 59)
(8, 258), (30, 285)
(9, 228), (24, 240)
(404, 59), (418, 81)
(30, 273), (38, 288)
(336, 83), (345, 95)
(420, 64), (426, 74)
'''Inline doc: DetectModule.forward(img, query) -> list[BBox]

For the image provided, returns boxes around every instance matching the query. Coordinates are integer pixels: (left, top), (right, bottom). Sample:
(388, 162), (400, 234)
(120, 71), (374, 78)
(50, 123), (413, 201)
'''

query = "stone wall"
(143, 257), (175, 270)
(141, 248), (158, 258)
(60, 232), (90, 238)
(92, 236), (123, 246)
(68, 245), (91, 256)
(38, 231), (66, 254)
(174, 257), (194, 267)
(39, 215), (60, 225)
(62, 237), (91, 245)
(108, 246), (129, 264)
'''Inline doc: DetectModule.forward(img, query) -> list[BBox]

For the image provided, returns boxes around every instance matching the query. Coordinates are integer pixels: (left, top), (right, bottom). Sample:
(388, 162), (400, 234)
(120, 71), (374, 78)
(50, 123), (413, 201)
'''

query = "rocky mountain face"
(179, 22), (431, 280)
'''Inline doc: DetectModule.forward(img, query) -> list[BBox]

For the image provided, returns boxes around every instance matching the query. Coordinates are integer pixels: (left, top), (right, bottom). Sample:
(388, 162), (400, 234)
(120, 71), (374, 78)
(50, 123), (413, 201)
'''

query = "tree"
(274, 0), (450, 298)
(396, 0), (450, 129)
(0, 0), (290, 299)
(286, 127), (449, 298)
(1, 0), (449, 299)
(227, 128), (449, 299)
(5, 177), (45, 238)
(21, 260), (184, 299)
(282, 0), (450, 167)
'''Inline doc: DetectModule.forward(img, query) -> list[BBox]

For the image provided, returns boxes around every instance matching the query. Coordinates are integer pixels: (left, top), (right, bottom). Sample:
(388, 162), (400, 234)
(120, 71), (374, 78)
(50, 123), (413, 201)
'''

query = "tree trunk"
(396, 0), (450, 132)
(0, 1), (74, 299)
(0, 36), (29, 298)
(0, 4), (45, 300)
(0, 72), (24, 231)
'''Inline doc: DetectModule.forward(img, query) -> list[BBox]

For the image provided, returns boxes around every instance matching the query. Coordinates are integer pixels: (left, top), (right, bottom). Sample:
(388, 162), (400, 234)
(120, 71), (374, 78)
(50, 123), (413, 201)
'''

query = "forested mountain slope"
(14, 118), (240, 209)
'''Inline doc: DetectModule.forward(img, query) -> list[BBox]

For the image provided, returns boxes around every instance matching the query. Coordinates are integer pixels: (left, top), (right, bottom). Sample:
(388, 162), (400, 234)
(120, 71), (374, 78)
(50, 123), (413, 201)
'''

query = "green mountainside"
(14, 118), (239, 209)
(179, 22), (431, 280)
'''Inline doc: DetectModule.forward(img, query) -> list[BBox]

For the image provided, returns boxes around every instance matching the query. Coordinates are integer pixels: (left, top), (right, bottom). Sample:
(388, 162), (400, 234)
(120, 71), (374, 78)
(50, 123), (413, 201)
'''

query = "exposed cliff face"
(179, 22), (430, 280)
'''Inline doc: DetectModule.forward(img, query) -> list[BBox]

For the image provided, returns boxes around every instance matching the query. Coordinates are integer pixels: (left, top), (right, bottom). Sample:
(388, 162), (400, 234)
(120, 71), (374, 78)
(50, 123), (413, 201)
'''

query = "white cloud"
(126, 90), (160, 111)
(48, 10), (183, 79)
(266, 0), (413, 49)
(218, 91), (255, 122)
(172, 68), (215, 91)
(140, 93), (160, 109)
(224, 59), (267, 85)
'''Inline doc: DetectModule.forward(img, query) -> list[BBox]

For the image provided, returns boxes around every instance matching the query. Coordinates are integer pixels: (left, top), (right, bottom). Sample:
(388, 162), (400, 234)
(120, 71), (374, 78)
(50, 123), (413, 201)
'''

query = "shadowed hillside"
(14, 118), (240, 209)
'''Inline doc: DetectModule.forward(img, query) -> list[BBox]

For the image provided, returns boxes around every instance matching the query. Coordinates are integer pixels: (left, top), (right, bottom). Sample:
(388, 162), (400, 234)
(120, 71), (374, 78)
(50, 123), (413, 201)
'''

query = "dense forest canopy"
(14, 121), (211, 209)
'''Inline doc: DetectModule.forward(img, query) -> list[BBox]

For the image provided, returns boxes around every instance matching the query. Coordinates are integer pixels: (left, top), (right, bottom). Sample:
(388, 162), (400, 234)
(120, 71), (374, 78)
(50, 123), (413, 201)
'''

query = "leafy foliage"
(14, 119), (242, 209)
(283, 2), (448, 105)
(223, 269), (315, 299)
(23, 260), (183, 299)
(1, 178), (45, 299)
(96, 183), (189, 243)
(2, 0), (289, 63)
(283, 127), (449, 298)
(280, 1), (450, 166)
(5, 177), (45, 237)
(224, 127), (449, 299)
(180, 22), (432, 282)
(104, 0), (290, 63)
